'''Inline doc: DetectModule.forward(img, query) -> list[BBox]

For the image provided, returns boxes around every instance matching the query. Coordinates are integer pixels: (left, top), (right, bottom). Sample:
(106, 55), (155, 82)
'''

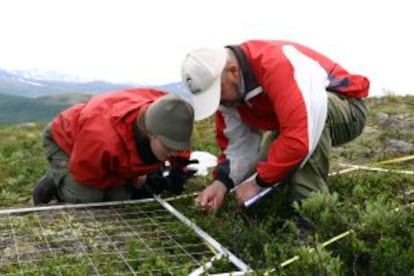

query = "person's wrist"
(214, 173), (234, 191)
(213, 180), (229, 194)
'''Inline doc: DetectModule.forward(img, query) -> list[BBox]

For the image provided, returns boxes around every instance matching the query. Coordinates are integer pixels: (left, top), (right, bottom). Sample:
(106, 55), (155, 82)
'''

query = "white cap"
(181, 48), (228, 121)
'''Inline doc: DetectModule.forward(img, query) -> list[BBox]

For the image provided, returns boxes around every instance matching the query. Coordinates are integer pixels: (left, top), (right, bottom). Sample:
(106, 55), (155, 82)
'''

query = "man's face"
(220, 68), (243, 108)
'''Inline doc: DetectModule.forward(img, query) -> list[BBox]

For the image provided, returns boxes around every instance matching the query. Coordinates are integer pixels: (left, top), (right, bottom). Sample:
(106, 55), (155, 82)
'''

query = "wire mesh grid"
(0, 198), (247, 275)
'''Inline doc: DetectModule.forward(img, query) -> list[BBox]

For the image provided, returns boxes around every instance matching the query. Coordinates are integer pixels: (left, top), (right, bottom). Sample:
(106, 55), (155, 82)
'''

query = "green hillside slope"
(0, 93), (88, 124)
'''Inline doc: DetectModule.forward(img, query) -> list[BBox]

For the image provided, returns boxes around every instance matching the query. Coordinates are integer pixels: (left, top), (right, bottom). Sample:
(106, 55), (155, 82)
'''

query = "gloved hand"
(146, 159), (198, 195)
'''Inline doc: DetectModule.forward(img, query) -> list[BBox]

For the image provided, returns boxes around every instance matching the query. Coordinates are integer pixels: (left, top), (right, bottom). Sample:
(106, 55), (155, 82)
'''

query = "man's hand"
(194, 180), (227, 212)
(234, 178), (264, 206)
(131, 175), (147, 189)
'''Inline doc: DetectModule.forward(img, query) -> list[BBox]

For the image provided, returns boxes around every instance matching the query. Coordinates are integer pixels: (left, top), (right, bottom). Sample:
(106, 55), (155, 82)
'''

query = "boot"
(33, 172), (58, 205)
(290, 212), (314, 242)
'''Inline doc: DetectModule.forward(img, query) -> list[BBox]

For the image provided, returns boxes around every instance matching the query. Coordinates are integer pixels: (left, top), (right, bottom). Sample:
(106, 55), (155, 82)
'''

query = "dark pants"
(260, 92), (367, 201)
(42, 125), (131, 203)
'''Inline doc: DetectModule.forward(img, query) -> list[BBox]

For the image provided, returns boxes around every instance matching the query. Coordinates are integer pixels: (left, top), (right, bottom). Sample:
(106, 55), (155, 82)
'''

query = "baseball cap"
(181, 48), (228, 121)
(145, 93), (194, 150)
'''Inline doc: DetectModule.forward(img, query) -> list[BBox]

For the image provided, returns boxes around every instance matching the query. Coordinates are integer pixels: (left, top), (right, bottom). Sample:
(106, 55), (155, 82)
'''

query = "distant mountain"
(36, 93), (91, 105)
(154, 82), (191, 102)
(0, 68), (192, 124)
(0, 67), (192, 124)
(0, 87), (190, 124)
(10, 69), (89, 82)
(0, 68), (191, 100)
(0, 68), (135, 98)
(0, 68), (15, 78)
(0, 93), (72, 124)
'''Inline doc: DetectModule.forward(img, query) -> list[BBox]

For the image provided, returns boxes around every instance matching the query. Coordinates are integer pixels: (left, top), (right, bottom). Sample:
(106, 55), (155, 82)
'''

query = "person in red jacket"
(33, 88), (195, 204)
(181, 40), (368, 216)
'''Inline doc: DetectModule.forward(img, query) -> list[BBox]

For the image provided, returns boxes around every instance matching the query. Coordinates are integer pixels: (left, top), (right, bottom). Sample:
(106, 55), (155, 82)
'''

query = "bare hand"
(132, 175), (147, 189)
(234, 179), (263, 205)
(194, 180), (227, 212)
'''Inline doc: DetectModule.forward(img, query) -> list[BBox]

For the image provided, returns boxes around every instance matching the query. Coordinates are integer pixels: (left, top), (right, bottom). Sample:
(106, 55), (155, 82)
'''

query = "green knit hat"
(145, 93), (194, 150)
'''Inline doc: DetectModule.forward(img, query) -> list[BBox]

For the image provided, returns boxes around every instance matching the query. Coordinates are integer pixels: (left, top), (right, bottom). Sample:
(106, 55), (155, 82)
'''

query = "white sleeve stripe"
(245, 86), (263, 101)
(282, 45), (328, 166)
(219, 106), (262, 185)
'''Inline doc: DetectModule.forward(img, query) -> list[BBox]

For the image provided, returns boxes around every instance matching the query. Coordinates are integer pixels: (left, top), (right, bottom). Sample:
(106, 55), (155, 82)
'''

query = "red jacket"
(51, 88), (178, 189)
(214, 40), (370, 188)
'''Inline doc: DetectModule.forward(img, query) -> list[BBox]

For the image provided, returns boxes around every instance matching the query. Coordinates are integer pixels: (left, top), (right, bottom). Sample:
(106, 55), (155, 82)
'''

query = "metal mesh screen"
(0, 199), (245, 275)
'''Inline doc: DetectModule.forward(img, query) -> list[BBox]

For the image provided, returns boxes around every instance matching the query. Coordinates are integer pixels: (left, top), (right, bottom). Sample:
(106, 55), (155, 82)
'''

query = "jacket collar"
(133, 116), (159, 164)
(225, 45), (262, 100)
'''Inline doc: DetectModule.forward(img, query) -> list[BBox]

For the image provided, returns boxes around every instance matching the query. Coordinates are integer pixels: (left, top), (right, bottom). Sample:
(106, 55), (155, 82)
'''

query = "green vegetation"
(0, 93), (71, 124)
(0, 95), (413, 274)
(0, 123), (47, 205)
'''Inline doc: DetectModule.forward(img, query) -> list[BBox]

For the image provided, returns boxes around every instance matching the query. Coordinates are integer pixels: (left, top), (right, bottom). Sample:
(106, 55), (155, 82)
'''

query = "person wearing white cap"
(181, 40), (369, 215)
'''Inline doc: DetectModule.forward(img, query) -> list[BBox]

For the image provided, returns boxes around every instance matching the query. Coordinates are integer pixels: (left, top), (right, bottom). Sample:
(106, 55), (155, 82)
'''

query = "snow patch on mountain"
(17, 78), (44, 87)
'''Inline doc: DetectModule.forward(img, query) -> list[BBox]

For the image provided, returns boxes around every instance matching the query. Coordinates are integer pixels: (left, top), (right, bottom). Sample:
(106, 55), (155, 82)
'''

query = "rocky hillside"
(331, 95), (414, 169)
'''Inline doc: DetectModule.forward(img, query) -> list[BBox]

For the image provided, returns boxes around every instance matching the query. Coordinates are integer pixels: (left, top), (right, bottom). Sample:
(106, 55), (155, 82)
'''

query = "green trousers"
(42, 125), (131, 203)
(260, 92), (367, 202)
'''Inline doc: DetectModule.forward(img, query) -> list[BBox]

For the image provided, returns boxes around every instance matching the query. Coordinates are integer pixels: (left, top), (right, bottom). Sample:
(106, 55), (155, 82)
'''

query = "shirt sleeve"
(213, 106), (262, 189)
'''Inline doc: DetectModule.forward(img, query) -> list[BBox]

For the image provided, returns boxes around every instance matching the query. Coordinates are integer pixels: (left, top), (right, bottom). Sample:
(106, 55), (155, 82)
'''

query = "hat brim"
(192, 77), (221, 121)
(158, 135), (191, 151)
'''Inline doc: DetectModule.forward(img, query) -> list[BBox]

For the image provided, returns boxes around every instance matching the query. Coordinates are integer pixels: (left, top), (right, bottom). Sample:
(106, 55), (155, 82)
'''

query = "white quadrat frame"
(0, 196), (251, 275)
(2, 155), (412, 274)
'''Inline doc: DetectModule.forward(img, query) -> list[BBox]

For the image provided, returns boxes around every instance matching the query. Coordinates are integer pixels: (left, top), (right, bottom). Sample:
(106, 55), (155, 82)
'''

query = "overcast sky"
(0, 0), (413, 96)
